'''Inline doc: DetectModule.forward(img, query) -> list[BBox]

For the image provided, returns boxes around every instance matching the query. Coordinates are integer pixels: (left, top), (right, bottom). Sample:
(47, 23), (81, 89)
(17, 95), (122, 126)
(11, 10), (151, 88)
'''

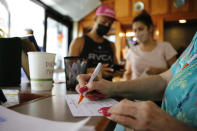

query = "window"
(0, 0), (9, 37)
(46, 17), (68, 69)
(5, 0), (45, 47)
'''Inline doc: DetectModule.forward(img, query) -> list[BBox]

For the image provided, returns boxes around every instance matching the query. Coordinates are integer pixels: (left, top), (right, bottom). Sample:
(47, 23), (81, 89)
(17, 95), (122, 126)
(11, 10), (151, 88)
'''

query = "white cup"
(27, 52), (56, 91)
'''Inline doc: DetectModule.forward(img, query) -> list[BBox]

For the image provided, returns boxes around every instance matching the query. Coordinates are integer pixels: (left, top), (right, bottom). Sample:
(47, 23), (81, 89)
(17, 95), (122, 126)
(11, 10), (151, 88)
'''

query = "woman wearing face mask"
(69, 5), (124, 80)
(123, 10), (177, 80)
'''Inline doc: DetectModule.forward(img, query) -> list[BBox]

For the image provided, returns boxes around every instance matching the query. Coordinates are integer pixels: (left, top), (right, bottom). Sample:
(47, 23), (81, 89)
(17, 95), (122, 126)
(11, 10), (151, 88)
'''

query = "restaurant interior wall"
(78, 0), (197, 63)
(164, 19), (197, 57)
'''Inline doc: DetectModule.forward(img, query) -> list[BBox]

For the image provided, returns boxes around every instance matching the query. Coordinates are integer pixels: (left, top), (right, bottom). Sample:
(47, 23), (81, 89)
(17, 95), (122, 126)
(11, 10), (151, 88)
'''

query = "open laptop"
(21, 35), (41, 80)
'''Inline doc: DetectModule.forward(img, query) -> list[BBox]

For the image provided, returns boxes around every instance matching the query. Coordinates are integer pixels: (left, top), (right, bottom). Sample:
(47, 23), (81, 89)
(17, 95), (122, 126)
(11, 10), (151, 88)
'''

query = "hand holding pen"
(78, 63), (102, 104)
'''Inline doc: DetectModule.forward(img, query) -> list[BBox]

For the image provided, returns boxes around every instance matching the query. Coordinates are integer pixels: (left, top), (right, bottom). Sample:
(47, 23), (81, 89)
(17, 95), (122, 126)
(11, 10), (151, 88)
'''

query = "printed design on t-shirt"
(88, 53), (112, 62)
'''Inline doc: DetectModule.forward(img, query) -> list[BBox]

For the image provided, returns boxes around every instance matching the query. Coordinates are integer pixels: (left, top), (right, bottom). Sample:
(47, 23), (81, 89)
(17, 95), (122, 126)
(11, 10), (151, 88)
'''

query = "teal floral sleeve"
(162, 32), (197, 128)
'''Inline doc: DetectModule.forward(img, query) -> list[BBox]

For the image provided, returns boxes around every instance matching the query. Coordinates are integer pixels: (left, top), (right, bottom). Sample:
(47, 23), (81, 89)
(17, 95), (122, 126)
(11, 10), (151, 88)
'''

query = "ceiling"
(40, 0), (101, 21)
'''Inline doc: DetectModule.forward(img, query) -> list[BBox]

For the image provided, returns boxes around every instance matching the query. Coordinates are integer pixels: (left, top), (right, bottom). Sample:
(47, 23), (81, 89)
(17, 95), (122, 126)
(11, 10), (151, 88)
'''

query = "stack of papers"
(0, 106), (90, 131)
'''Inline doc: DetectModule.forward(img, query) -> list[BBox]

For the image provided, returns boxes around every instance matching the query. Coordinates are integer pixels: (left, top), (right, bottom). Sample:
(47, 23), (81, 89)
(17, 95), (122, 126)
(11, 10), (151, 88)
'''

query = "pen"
(78, 63), (102, 104)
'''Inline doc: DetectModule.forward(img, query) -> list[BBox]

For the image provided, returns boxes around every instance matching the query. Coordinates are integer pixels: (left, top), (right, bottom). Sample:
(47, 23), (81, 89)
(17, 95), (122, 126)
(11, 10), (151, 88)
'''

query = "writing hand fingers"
(75, 84), (80, 93)
(77, 74), (90, 86)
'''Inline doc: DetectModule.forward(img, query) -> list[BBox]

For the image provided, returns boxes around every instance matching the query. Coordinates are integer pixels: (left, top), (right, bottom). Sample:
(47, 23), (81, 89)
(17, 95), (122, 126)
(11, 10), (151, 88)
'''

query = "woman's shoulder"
(157, 41), (171, 46)
(156, 41), (175, 50)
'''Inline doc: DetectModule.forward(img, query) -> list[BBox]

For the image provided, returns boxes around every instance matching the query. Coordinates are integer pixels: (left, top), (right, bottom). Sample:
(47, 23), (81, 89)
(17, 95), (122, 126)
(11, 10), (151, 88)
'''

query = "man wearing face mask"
(123, 10), (177, 80)
(69, 5), (123, 80)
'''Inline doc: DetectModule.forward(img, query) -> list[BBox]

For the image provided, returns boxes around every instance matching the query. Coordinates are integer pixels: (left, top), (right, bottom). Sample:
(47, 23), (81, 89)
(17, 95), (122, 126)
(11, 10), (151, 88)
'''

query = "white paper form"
(65, 94), (118, 117)
(0, 106), (90, 131)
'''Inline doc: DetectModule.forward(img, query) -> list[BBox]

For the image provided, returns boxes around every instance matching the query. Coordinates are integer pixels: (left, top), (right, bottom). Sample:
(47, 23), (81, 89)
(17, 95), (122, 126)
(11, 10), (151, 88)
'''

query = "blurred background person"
(69, 5), (124, 81)
(24, 28), (34, 35)
(123, 10), (177, 80)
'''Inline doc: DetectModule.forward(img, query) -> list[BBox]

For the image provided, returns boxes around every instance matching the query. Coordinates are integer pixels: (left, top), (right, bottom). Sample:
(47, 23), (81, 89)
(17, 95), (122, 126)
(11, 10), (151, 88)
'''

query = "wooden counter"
(4, 83), (116, 131)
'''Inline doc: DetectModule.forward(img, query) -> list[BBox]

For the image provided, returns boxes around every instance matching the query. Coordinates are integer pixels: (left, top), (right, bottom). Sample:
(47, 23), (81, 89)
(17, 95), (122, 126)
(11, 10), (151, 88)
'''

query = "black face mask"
(96, 24), (110, 36)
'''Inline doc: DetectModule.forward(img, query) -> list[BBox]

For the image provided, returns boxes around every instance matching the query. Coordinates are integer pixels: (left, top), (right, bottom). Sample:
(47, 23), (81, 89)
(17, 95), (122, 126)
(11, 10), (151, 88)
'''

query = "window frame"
(30, 0), (73, 52)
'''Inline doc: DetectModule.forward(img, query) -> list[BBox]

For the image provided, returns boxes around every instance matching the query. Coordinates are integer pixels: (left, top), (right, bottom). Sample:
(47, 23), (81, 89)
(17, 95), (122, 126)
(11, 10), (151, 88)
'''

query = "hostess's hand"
(101, 64), (114, 78)
(113, 68), (125, 77)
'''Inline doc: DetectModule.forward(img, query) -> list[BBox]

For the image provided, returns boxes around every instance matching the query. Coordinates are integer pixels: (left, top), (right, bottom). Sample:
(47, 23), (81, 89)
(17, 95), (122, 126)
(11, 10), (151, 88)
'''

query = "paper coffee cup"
(28, 52), (56, 91)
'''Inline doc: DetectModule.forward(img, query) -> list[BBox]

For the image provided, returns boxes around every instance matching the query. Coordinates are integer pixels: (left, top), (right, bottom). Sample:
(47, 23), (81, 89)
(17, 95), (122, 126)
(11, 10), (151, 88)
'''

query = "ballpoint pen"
(78, 63), (102, 104)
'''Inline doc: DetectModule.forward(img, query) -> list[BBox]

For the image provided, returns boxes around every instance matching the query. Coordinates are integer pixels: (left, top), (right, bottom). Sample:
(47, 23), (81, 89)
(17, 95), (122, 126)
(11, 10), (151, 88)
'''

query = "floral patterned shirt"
(162, 32), (197, 128)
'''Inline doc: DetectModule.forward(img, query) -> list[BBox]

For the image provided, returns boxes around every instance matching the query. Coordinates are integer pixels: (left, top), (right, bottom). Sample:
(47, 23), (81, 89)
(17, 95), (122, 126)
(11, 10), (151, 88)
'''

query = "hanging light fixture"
(179, 19), (187, 23)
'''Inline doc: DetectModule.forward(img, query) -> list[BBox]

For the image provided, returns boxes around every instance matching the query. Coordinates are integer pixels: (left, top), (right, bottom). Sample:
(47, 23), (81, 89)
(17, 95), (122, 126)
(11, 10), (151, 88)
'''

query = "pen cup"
(64, 57), (87, 91)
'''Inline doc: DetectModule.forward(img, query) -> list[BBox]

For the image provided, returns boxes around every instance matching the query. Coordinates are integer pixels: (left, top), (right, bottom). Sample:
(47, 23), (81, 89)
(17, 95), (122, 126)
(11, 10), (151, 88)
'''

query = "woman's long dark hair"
(132, 10), (153, 28)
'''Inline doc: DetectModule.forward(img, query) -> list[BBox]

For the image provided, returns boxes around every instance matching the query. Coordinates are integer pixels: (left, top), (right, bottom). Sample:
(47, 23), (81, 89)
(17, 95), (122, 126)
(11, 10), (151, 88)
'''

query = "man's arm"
(110, 69), (173, 100)
(68, 37), (84, 56)
(110, 42), (118, 64)
(123, 60), (132, 80)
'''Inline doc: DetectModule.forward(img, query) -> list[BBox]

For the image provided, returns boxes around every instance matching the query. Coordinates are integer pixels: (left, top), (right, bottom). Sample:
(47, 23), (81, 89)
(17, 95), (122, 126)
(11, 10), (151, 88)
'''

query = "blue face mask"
(96, 24), (110, 36)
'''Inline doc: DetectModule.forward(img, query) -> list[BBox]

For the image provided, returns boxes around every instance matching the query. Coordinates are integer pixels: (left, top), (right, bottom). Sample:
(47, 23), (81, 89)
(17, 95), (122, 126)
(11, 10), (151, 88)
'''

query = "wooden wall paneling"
(115, 0), (131, 18)
(132, 0), (150, 17)
(152, 16), (164, 41)
(82, 11), (96, 21)
(118, 17), (133, 25)
(151, 16), (158, 40)
(115, 22), (122, 63)
(152, 15), (164, 41)
(157, 17), (164, 41)
(150, 0), (169, 15)
(102, 0), (114, 7)
(191, 0), (197, 12)
(162, 12), (197, 21)
(78, 21), (84, 37)
(120, 34), (127, 61)
(170, 0), (189, 13)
